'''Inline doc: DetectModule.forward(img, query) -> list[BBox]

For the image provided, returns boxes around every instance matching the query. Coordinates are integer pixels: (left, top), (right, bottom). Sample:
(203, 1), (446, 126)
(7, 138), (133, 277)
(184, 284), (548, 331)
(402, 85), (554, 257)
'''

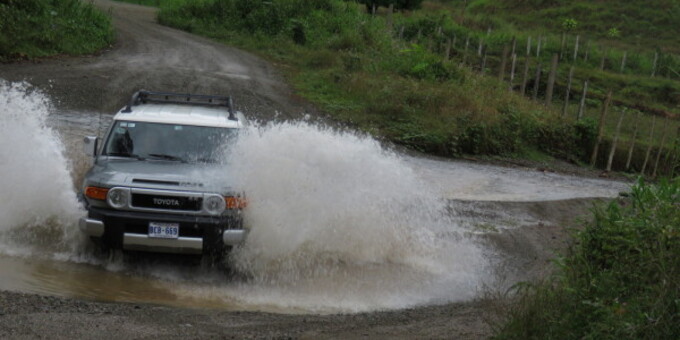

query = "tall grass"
(495, 178), (680, 339)
(0, 0), (114, 61)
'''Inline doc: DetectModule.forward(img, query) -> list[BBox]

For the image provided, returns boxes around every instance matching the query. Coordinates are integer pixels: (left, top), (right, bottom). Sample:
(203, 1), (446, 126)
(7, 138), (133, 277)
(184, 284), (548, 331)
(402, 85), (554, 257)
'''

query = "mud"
(0, 1), (629, 338)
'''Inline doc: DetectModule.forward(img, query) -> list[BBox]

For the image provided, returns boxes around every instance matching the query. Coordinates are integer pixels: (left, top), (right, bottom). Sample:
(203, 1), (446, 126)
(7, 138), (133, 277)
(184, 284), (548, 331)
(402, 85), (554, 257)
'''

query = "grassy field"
(0, 0), (114, 61)
(114, 0), (679, 174)
(494, 178), (680, 339)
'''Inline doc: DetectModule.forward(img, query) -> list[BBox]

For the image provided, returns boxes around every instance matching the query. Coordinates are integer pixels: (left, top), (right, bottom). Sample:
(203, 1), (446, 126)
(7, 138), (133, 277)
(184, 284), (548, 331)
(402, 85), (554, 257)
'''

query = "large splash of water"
(213, 122), (490, 312)
(0, 81), (83, 257)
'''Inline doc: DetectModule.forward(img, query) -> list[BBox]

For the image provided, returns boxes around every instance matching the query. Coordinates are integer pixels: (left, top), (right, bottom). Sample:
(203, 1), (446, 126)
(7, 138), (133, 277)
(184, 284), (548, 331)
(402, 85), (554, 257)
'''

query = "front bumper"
(80, 206), (246, 255)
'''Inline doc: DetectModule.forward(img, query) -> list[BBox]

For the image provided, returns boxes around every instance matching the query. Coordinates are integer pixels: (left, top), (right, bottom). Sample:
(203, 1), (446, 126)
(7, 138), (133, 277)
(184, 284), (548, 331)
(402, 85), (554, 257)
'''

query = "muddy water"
(0, 82), (630, 314)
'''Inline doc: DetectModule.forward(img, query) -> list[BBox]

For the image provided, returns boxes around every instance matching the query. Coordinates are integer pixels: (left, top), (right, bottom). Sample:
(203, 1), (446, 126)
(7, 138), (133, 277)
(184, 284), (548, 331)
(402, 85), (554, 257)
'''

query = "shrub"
(495, 179), (680, 339)
(0, 0), (113, 60)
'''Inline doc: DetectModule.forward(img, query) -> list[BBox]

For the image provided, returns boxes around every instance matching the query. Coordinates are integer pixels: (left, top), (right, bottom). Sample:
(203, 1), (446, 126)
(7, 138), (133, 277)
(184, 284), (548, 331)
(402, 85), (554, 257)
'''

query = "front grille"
(131, 193), (202, 211)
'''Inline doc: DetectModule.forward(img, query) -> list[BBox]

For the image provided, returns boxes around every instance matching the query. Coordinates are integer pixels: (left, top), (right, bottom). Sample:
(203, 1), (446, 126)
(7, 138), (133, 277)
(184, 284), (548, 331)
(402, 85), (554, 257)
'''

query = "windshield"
(103, 121), (237, 163)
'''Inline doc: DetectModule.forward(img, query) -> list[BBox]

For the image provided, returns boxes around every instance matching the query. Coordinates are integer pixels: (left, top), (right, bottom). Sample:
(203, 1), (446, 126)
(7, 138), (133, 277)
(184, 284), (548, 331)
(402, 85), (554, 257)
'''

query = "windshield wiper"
(147, 153), (186, 162)
(107, 152), (145, 160)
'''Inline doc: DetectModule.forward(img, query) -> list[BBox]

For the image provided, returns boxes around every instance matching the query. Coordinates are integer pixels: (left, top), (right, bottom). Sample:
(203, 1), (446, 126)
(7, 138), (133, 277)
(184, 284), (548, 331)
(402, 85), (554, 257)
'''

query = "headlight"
(203, 194), (226, 215)
(107, 187), (129, 209)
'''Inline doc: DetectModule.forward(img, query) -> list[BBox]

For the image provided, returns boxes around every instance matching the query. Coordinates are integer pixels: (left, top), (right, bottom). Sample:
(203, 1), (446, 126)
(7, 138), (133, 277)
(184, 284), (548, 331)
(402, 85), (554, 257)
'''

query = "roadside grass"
(493, 178), (680, 339)
(0, 0), (114, 61)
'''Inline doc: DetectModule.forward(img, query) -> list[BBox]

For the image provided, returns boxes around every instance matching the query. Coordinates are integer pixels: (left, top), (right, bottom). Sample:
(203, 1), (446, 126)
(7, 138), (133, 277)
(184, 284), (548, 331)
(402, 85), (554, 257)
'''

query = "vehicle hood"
(84, 157), (236, 193)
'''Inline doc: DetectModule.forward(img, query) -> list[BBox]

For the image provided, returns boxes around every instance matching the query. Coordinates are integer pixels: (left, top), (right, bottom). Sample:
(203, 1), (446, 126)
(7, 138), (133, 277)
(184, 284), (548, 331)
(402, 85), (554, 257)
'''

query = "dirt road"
(0, 1), (618, 339)
(0, 0), (308, 119)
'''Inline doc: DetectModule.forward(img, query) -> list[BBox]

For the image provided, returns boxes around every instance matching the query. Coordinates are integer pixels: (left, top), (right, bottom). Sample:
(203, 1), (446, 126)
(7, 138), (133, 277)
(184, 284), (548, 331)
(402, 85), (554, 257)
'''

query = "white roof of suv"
(114, 103), (242, 128)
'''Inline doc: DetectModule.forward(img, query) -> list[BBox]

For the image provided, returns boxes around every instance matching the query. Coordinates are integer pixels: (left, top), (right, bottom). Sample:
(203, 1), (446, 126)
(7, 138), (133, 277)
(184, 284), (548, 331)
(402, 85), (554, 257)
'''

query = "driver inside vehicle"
(110, 128), (134, 155)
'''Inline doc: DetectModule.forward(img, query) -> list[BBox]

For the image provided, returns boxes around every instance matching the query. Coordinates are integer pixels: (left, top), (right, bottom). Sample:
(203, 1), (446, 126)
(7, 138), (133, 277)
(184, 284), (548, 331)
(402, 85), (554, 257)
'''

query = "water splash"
(0, 81), (83, 257)
(219, 122), (489, 312)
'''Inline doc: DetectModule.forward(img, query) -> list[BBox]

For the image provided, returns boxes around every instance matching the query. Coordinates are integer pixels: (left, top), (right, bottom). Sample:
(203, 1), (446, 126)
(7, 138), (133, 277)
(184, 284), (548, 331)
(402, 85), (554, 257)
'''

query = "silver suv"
(79, 91), (247, 259)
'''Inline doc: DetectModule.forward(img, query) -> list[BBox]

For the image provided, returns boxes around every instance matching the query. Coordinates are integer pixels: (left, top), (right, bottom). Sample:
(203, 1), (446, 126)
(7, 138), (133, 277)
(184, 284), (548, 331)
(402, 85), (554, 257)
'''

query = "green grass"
(461, 0), (680, 54)
(111, 0), (678, 174)
(494, 178), (680, 339)
(0, 0), (114, 61)
(142, 0), (596, 161)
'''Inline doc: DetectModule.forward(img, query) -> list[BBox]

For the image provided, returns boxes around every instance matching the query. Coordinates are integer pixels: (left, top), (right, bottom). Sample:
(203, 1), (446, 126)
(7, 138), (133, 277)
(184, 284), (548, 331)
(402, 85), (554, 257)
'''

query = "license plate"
(148, 222), (179, 239)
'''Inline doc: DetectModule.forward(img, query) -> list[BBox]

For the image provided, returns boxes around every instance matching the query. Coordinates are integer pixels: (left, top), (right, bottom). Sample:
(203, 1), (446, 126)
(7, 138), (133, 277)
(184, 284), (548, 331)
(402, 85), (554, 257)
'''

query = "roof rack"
(122, 90), (237, 121)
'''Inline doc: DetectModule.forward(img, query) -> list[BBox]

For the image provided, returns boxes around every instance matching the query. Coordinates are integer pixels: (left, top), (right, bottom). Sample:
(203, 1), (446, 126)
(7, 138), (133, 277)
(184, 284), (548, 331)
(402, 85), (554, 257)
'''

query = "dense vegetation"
(495, 178), (680, 339)
(0, 0), (114, 61)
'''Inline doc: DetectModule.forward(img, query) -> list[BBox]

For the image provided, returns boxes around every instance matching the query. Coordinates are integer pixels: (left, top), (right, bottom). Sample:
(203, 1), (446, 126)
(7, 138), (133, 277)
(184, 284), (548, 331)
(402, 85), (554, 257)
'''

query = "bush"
(495, 179), (680, 339)
(0, 0), (113, 60)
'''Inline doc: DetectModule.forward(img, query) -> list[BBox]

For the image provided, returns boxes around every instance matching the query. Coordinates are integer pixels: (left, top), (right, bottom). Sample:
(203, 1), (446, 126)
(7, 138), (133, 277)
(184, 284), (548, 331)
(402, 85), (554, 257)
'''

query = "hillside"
(459, 0), (680, 54)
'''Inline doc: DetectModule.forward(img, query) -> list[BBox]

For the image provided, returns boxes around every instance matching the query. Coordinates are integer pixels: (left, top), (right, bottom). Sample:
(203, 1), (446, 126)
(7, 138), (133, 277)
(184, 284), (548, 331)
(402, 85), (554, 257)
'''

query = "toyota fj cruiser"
(79, 91), (247, 259)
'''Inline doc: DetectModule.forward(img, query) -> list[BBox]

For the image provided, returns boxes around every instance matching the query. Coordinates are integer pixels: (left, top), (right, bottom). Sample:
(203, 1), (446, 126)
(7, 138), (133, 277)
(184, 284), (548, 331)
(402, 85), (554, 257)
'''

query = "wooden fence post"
(625, 111), (642, 171)
(477, 37), (483, 56)
(520, 57), (531, 95)
(444, 38), (452, 61)
(545, 53), (559, 105)
(573, 34), (580, 61)
(562, 66), (575, 117)
(606, 109), (626, 172)
(620, 51), (627, 73)
(652, 118), (670, 178)
(480, 45), (487, 74)
(651, 51), (659, 77)
(599, 48), (607, 70)
(511, 36), (517, 57)
(536, 35), (542, 58)
(590, 90), (613, 166)
(641, 116), (657, 174)
(387, 4), (394, 29)
(532, 62), (542, 100)
(577, 80), (589, 120)
(509, 53), (517, 91)
(461, 35), (470, 66)
(398, 26), (405, 39)
(526, 36), (532, 56)
(499, 45), (509, 81)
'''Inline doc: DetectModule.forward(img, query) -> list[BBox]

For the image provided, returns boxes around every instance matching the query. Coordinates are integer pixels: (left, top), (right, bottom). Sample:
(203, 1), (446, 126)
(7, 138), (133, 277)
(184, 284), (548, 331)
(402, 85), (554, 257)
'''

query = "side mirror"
(83, 136), (99, 157)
